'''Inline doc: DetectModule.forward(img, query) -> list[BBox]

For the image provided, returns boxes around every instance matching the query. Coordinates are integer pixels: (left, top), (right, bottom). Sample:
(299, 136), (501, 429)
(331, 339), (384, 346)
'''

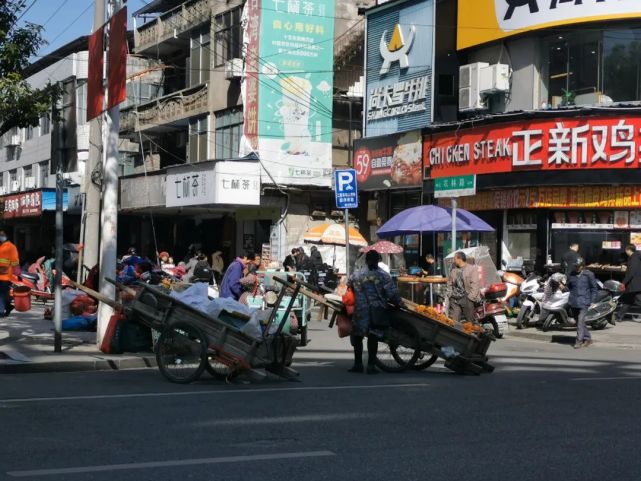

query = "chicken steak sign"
(423, 116), (641, 179)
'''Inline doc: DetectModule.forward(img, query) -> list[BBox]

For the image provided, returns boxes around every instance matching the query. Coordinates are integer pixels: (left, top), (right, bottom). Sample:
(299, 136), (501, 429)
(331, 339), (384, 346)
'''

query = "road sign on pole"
(434, 175), (476, 198)
(334, 169), (359, 209)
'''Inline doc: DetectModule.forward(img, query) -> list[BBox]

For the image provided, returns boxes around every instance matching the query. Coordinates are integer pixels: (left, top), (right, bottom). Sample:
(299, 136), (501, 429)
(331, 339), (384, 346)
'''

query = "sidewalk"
(0, 306), (155, 374)
(507, 318), (641, 350)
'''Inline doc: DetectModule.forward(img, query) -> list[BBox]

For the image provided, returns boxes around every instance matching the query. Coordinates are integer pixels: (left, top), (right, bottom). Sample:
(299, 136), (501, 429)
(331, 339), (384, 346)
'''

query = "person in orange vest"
(0, 229), (20, 317)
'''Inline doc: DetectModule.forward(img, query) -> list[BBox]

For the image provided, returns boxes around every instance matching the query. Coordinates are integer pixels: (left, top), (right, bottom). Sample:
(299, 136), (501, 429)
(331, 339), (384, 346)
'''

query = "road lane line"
(0, 383), (430, 404)
(6, 451), (336, 477)
(570, 376), (641, 381)
(197, 413), (378, 427)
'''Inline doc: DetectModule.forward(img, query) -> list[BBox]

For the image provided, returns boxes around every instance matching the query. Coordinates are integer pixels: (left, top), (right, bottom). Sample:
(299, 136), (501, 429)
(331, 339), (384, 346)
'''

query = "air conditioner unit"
(24, 177), (36, 189)
(459, 62), (488, 111)
(224, 58), (244, 80)
(11, 181), (20, 192)
(8, 134), (21, 146)
(479, 64), (511, 94)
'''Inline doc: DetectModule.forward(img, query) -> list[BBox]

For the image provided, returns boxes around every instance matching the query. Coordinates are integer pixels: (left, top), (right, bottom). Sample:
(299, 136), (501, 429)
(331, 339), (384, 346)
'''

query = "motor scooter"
(515, 274), (545, 329)
(476, 282), (509, 338)
(540, 279), (621, 332)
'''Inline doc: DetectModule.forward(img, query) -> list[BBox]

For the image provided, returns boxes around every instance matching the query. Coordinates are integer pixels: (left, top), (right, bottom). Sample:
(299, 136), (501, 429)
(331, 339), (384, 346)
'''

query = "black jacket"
(623, 251), (641, 293)
(562, 250), (580, 276)
(567, 270), (598, 309)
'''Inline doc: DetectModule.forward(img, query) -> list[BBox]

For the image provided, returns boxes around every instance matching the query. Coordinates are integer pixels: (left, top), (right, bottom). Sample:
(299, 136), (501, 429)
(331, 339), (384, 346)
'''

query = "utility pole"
(53, 142), (64, 353)
(81, 0), (105, 284)
(96, 0), (121, 344)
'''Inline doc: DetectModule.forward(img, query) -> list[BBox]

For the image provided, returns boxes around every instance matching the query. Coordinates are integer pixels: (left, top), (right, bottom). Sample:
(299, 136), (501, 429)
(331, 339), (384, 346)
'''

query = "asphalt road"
(1, 335), (641, 481)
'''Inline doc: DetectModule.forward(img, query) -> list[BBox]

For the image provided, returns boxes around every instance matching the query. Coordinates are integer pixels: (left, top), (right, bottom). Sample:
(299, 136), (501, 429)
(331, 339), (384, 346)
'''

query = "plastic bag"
(170, 283), (210, 312)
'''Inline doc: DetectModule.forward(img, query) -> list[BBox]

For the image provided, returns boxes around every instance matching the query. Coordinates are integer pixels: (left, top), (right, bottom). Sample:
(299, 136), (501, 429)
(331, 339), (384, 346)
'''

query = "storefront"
(423, 109), (641, 274)
(0, 189), (73, 262)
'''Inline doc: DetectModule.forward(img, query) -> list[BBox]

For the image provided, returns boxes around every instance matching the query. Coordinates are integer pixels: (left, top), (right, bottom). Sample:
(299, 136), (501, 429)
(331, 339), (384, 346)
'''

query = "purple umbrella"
(376, 205), (494, 237)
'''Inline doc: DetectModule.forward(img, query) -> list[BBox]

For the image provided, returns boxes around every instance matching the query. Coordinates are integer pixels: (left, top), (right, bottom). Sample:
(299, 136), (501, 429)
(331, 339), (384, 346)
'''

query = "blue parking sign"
(334, 169), (358, 209)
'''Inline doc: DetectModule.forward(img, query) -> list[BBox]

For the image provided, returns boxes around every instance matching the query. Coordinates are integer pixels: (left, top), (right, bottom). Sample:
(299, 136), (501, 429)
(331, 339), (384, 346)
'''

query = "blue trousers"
(0, 280), (11, 316)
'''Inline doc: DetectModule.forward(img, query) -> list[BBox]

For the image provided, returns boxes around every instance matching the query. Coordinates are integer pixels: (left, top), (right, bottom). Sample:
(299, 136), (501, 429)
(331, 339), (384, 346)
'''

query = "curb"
(507, 330), (641, 350)
(0, 355), (157, 374)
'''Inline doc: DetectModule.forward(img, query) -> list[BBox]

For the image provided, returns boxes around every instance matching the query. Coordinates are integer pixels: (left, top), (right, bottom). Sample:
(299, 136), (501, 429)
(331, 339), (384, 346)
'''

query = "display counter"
(397, 276), (447, 305)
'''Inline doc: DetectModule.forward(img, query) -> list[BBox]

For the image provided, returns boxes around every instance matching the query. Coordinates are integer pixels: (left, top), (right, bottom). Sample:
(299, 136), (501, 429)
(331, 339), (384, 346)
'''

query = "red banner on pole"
(107, 6), (128, 110)
(87, 26), (104, 121)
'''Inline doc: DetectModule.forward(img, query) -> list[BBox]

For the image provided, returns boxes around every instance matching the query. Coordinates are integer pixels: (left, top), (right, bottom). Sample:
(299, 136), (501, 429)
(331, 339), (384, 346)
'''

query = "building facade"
(119, 0), (371, 268)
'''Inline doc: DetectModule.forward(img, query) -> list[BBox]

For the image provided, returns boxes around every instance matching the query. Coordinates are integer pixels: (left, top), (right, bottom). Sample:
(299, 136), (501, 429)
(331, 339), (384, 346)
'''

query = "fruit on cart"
(462, 322), (484, 334)
(416, 305), (456, 327)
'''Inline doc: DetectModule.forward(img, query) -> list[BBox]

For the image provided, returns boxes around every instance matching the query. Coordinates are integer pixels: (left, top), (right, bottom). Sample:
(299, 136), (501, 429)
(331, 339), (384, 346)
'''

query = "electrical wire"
(43, 0), (70, 26)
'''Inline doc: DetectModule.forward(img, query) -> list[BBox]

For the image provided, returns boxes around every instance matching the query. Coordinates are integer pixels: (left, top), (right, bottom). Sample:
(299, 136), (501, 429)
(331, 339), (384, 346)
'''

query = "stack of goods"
(415, 304), (486, 336)
(416, 305), (455, 327)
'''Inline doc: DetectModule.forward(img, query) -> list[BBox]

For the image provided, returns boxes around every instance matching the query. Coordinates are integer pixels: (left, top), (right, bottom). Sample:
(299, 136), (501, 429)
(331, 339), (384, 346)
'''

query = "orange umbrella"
(303, 223), (368, 247)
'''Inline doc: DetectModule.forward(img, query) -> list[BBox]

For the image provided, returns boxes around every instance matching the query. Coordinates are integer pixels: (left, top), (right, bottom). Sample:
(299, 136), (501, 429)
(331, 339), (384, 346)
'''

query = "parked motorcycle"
(477, 282), (509, 338)
(515, 274), (545, 329)
(540, 279), (621, 332)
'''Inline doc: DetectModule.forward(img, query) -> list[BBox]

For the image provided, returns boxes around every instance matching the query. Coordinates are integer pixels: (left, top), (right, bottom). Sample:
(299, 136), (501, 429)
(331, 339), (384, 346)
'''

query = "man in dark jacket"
(567, 258), (598, 349)
(562, 242), (580, 276)
(617, 244), (641, 321)
(220, 254), (249, 300)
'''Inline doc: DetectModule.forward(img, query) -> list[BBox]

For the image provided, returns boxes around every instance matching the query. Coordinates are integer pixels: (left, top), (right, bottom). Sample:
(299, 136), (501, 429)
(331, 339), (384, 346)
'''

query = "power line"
(43, 0), (70, 26)
(47, 1), (94, 48)
(15, 0), (38, 23)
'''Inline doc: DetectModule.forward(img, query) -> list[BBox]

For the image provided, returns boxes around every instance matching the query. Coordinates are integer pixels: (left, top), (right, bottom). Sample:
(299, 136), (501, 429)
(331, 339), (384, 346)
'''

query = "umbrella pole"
(451, 198), (457, 255)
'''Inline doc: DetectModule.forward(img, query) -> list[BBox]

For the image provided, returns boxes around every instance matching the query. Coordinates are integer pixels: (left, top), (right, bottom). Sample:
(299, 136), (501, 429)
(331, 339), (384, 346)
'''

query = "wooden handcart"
(121, 283), (302, 384)
(274, 276), (495, 376)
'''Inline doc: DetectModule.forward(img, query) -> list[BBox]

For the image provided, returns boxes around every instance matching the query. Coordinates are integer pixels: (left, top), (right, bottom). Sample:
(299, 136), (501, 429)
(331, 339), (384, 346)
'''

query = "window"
(189, 116), (209, 162)
(25, 125), (35, 141)
(603, 29), (641, 103)
(38, 161), (48, 187)
(9, 169), (17, 191)
(545, 32), (601, 106)
(190, 27), (211, 87)
(214, 7), (242, 67)
(40, 112), (50, 135)
(6, 146), (21, 162)
(76, 80), (87, 125)
(23, 165), (33, 185)
(215, 108), (242, 159)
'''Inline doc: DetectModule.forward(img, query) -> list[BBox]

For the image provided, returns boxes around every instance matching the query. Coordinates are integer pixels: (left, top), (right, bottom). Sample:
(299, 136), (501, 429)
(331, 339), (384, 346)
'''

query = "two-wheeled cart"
(123, 283), (302, 384)
(273, 276), (495, 376)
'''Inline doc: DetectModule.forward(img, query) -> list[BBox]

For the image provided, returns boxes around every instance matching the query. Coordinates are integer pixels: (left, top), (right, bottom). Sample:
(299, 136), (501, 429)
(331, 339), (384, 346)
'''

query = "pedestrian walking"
(0, 229), (19, 317)
(617, 244), (641, 321)
(567, 257), (598, 349)
(348, 251), (403, 374)
(562, 242), (581, 276)
(446, 251), (480, 323)
(310, 246), (323, 269)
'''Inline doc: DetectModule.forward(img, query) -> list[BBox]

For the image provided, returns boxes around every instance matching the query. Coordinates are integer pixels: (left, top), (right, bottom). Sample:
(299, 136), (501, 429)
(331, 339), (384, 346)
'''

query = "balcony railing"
(135, 0), (211, 53)
(120, 83), (209, 133)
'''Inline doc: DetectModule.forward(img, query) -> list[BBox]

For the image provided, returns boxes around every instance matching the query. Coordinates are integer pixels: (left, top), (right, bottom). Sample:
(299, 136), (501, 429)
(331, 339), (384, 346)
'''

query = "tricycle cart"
(124, 283), (301, 384)
(274, 276), (495, 376)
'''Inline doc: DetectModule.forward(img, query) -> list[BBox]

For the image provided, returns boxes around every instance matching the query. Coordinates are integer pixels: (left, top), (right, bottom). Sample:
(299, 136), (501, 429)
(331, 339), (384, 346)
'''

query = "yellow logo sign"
(379, 23), (415, 75)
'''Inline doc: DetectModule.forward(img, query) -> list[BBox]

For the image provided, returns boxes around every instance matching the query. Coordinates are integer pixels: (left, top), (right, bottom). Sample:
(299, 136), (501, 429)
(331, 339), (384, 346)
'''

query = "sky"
(18, 0), (151, 58)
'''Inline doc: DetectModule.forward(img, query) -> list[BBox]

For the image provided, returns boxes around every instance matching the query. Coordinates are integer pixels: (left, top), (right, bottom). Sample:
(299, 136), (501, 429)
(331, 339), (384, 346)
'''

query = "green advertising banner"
(243, 0), (335, 187)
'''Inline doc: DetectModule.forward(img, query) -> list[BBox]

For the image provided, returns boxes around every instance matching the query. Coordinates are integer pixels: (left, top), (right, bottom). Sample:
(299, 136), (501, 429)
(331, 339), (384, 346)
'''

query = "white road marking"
(0, 383), (430, 404)
(570, 376), (641, 382)
(196, 413), (378, 427)
(6, 451), (336, 477)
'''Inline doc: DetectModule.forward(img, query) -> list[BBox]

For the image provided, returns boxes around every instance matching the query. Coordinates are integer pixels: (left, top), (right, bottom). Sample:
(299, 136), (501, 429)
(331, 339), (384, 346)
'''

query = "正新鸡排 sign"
(424, 116), (641, 179)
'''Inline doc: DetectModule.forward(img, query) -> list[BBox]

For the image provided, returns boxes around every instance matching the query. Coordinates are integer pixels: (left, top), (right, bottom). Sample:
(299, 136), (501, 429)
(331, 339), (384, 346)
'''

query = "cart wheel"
(205, 353), (236, 380)
(375, 319), (420, 373)
(413, 351), (439, 371)
(156, 322), (207, 384)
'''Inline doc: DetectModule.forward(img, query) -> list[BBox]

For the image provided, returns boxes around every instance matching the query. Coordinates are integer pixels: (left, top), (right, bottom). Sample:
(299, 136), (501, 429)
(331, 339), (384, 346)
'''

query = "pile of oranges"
(416, 305), (456, 327)
(462, 322), (484, 334)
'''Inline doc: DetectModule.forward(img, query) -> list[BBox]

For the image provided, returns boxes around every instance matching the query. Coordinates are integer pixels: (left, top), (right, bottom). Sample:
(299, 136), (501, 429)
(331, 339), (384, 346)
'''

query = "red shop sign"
(423, 116), (641, 179)
(2, 191), (42, 219)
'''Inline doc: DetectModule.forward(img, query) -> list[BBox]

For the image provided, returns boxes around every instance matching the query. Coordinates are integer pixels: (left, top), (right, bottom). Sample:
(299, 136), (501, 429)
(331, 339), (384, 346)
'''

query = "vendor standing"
(446, 252), (480, 323)
(421, 254), (439, 276)
(562, 242), (581, 276)
(220, 254), (249, 301)
(617, 244), (641, 322)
